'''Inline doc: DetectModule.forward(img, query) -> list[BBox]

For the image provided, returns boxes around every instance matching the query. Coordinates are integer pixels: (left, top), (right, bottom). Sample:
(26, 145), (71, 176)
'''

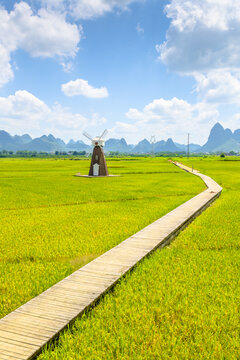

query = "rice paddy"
(36, 157), (240, 360)
(0, 157), (204, 320)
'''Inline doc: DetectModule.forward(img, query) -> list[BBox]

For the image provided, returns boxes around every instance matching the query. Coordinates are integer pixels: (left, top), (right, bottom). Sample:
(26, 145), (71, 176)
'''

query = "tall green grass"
(0, 158), (204, 318)
(39, 157), (240, 360)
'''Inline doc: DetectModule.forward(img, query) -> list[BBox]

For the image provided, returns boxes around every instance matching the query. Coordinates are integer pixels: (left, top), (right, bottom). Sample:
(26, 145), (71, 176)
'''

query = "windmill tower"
(83, 130), (109, 176)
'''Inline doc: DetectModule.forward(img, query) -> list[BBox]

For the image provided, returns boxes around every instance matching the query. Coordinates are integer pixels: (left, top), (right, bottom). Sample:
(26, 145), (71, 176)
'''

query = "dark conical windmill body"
(83, 130), (109, 177)
(89, 145), (108, 176)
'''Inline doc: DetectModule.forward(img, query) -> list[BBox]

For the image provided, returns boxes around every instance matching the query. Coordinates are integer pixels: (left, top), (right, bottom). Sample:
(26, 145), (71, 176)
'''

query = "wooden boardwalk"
(0, 162), (222, 360)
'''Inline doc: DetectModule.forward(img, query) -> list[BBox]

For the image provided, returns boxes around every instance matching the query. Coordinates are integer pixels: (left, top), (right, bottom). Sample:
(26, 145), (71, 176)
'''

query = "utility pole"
(150, 135), (156, 156)
(187, 133), (190, 159)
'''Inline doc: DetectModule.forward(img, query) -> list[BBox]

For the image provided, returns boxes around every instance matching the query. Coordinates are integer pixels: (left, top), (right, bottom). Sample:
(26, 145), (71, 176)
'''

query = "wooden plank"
(14, 309), (73, 323)
(0, 349), (26, 360)
(0, 353), (22, 360)
(43, 289), (97, 302)
(1, 313), (64, 331)
(0, 161), (222, 360)
(0, 331), (43, 347)
(0, 324), (51, 340)
(0, 340), (35, 356)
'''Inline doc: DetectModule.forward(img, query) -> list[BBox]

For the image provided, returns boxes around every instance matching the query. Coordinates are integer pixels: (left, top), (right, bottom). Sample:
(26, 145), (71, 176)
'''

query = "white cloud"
(0, 0), (144, 88)
(0, 90), (107, 140)
(0, 90), (49, 117)
(16, 6), (80, 58)
(112, 97), (219, 144)
(0, 44), (14, 87)
(39, 0), (144, 19)
(0, 90), (51, 134)
(0, 2), (81, 87)
(217, 113), (240, 133)
(108, 121), (140, 142)
(60, 61), (74, 73)
(155, 0), (240, 115)
(62, 78), (109, 98)
(40, 0), (66, 12)
(90, 112), (107, 126)
(157, 0), (240, 73)
(194, 70), (240, 104)
(69, 0), (144, 20)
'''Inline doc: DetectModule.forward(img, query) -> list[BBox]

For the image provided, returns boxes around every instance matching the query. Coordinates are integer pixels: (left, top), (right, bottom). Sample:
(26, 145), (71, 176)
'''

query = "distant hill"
(133, 139), (152, 153)
(233, 129), (240, 142)
(0, 131), (32, 151)
(0, 131), (67, 152)
(23, 135), (66, 152)
(132, 138), (180, 153)
(105, 138), (132, 153)
(155, 138), (179, 152)
(66, 139), (91, 152)
(174, 142), (201, 152)
(13, 134), (32, 145)
(199, 123), (240, 153)
(213, 138), (240, 153)
(0, 123), (240, 153)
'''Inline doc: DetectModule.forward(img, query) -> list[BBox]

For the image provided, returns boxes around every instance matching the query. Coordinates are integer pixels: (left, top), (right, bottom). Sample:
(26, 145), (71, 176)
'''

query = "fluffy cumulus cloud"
(0, 2), (81, 87)
(62, 79), (109, 98)
(15, 5), (81, 58)
(0, 90), (51, 134)
(157, 0), (240, 73)
(0, 90), (49, 117)
(0, 0), (143, 87)
(194, 70), (240, 104)
(109, 97), (219, 144)
(0, 90), (106, 140)
(122, 0), (240, 144)
(155, 0), (240, 122)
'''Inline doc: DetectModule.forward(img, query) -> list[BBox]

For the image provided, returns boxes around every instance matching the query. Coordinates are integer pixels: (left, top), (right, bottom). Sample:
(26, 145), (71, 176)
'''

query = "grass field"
(0, 157), (204, 319)
(38, 157), (240, 360)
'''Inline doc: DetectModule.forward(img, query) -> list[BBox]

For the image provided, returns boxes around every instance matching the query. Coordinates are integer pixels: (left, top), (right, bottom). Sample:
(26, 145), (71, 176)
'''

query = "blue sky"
(0, 0), (239, 144)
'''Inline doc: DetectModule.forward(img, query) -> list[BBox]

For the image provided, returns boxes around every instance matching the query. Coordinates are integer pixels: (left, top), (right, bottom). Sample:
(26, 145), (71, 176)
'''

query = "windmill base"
(75, 173), (120, 178)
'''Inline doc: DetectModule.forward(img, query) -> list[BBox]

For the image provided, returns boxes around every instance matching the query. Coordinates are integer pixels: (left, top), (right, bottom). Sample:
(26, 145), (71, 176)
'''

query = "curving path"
(0, 162), (222, 360)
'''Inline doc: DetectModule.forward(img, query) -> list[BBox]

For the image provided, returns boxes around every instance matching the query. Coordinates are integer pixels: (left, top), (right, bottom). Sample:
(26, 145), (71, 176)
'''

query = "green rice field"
(36, 157), (240, 360)
(0, 157), (204, 320)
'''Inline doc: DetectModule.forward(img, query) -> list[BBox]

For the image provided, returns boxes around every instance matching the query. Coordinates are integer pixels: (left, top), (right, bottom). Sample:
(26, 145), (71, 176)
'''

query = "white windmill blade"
(100, 129), (108, 139)
(83, 131), (93, 141)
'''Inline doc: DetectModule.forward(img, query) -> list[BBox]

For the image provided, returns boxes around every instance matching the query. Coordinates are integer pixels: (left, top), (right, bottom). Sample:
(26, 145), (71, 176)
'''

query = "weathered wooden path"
(0, 162), (222, 360)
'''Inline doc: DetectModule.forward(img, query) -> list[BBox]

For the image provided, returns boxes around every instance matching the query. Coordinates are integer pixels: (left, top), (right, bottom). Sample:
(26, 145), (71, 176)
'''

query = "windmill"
(83, 130), (109, 176)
